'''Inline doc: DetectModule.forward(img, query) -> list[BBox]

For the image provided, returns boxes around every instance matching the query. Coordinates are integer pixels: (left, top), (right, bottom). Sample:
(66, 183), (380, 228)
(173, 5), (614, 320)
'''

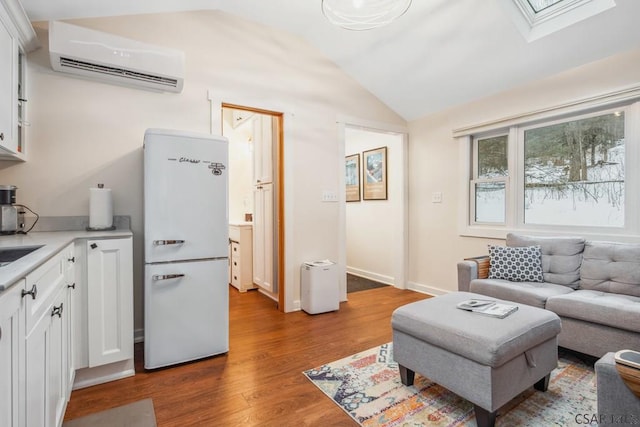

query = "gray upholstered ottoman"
(391, 291), (561, 427)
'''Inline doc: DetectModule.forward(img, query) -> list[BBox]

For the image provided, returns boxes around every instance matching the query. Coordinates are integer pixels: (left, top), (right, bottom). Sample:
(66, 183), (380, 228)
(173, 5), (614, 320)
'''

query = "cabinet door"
(0, 14), (17, 154)
(62, 244), (76, 397)
(24, 301), (51, 427)
(86, 238), (133, 367)
(252, 115), (273, 185)
(0, 279), (24, 427)
(48, 287), (66, 427)
(253, 183), (273, 292)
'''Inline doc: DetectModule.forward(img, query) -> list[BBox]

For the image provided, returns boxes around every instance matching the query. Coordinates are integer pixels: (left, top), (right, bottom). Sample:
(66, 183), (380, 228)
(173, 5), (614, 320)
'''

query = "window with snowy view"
(474, 135), (508, 223)
(522, 111), (624, 227)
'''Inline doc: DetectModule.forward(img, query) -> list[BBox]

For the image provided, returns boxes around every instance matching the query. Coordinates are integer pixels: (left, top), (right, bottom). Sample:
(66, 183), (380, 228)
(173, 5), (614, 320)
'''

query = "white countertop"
(0, 229), (132, 292)
(229, 222), (253, 227)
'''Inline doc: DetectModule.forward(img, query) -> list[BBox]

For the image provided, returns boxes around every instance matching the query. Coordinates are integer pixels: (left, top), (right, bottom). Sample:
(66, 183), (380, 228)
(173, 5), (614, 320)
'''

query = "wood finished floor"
(64, 286), (429, 426)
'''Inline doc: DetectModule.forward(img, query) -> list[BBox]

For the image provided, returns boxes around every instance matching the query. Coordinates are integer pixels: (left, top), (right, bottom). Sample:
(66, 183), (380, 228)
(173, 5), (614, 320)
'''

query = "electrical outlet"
(322, 190), (338, 202)
(432, 192), (443, 203)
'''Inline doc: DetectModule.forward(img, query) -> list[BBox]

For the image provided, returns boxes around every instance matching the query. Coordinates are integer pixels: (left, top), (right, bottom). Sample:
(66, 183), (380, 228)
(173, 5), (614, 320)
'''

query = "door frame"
(209, 91), (292, 312)
(337, 116), (409, 298)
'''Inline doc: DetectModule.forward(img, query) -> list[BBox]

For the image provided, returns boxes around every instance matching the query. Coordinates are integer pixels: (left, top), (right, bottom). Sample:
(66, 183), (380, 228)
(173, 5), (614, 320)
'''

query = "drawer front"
(25, 253), (65, 334)
(231, 242), (241, 258)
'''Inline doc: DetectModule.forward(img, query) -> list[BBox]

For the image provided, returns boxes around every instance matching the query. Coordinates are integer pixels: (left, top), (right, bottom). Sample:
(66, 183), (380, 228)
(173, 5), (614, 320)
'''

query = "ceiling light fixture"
(322, 0), (412, 31)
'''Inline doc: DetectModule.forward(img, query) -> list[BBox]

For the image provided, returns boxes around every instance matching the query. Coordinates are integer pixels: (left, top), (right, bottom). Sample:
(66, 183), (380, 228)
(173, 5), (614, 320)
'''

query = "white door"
(144, 130), (229, 263)
(253, 183), (273, 292)
(144, 259), (229, 369)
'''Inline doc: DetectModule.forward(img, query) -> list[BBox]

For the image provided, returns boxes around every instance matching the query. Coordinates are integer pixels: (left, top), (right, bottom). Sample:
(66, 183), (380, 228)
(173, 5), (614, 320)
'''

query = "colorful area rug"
(304, 343), (596, 426)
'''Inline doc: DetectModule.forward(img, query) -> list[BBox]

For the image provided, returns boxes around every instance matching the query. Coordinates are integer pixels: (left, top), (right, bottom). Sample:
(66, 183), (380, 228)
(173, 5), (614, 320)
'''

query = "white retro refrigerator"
(143, 128), (229, 369)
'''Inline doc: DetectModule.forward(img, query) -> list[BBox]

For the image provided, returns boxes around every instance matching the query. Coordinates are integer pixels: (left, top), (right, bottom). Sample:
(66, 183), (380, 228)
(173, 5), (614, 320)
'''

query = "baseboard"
(73, 359), (135, 390)
(346, 267), (394, 285)
(134, 328), (144, 343)
(406, 281), (450, 296)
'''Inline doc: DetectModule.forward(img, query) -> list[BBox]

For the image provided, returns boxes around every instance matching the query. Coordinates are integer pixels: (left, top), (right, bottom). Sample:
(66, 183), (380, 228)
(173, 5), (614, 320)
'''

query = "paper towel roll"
(89, 185), (113, 229)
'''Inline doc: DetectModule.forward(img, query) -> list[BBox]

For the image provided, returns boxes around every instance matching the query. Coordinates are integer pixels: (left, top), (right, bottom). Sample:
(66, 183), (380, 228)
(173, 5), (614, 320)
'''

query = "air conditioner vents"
(58, 57), (180, 89)
(49, 21), (184, 93)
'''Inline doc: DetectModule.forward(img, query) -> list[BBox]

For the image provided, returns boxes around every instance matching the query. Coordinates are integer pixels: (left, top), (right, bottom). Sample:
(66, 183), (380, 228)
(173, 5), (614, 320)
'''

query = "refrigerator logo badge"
(179, 157), (200, 164)
(209, 163), (226, 176)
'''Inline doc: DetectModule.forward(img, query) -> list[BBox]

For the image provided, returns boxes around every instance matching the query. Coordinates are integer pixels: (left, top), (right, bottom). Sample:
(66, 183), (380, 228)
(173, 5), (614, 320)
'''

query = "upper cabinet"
(0, 0), (38, 161)
(252, 115), (274, 185)
(0, 15), (16, 155)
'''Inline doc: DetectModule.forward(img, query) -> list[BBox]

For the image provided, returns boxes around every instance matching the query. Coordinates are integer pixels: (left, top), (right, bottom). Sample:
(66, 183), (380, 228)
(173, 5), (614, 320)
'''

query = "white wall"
(222, 110), (254, 224)
(407, 48), (640, 296)
(345, 128), (403, 285)
(0, 11), (405, 332)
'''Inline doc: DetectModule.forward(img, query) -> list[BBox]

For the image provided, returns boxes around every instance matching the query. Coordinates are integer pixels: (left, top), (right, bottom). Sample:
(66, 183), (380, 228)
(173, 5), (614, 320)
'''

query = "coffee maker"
(0, 185), (19, 234)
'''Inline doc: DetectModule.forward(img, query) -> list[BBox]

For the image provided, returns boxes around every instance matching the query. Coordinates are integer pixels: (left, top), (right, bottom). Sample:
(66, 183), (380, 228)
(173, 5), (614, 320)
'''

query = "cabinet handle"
(152, 274), (185, 281)
(90, 243), (98, 249)
(153, 239), (185, 246)
(68, 282), (76, 289)
(68, 256), (75, 263)
(0, 326), (2, 341)
(21, 284), (37, 300)
(51, 303), (63, 318)
(0, 132), (3, 141)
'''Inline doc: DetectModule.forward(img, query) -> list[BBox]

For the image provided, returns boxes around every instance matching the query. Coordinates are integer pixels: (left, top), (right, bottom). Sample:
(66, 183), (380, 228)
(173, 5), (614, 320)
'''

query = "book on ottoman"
(456, 299), (518, 319)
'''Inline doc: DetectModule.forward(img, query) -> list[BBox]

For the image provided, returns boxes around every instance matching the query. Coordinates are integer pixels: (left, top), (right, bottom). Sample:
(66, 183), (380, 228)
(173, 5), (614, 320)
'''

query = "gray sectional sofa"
(458, 233), (640, 358)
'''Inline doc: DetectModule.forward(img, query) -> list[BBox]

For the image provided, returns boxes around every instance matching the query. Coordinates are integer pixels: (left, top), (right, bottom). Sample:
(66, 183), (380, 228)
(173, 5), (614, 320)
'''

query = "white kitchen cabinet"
(23, 250), (66, 427)
(62, 244), (76, 399)
(0, 278), (24, 427)
(229, 224), (255, 292)
(253, 183), (274, 292)
(252, 115), (274, 185)
(86, 238), (133, 367)
(0, 0), (38, 160)
(0, 9), (17, 155)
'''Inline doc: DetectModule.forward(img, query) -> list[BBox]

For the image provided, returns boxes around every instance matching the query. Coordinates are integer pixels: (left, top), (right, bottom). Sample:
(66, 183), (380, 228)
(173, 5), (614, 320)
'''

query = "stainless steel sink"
(0, 245), (44, 267)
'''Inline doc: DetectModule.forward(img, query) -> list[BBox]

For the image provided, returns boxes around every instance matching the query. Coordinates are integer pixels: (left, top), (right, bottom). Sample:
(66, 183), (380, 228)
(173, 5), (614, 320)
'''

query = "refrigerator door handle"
(152, 274), (185, 281)
(153, 239), (185, 246)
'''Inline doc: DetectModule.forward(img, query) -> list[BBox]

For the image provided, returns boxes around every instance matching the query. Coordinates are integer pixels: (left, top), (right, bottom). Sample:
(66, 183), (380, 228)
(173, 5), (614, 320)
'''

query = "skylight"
(499, 0), (616, 42)
(527, 0), (567, 13)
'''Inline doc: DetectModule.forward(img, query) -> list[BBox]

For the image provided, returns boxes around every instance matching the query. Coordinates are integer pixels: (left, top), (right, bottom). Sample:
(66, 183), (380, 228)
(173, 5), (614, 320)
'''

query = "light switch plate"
(322, 190), (338, 202)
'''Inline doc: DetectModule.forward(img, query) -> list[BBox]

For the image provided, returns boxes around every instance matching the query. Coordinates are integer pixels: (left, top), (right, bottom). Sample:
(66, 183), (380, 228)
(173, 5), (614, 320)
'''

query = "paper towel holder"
(86, 183), (116, 232)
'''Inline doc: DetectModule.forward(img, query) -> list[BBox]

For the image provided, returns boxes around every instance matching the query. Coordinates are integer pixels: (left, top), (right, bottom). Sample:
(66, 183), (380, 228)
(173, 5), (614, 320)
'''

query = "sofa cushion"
(546, 290), (640, 333)
(488, 245), (544, 282)
(507, 233), (585, 288)
(470, 278), (574, 309)
(580, 241), (640, 297)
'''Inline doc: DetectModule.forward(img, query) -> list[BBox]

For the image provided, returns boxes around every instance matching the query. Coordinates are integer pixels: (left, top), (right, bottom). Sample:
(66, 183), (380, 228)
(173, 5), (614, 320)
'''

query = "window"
(521, 111), (625, 227)
(466, 101), (639, 236)
(472, 135), (508, 224)
(498, 0), (616, 41)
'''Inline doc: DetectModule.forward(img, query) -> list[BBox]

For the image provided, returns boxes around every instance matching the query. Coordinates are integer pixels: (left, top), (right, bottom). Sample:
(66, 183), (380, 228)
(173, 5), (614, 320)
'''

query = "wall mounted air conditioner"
(49, 21), (185, 93)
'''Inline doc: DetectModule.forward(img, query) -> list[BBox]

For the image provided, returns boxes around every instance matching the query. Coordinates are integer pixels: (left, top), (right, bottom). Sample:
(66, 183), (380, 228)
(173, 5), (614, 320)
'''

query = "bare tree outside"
(523, 112), (625, 226)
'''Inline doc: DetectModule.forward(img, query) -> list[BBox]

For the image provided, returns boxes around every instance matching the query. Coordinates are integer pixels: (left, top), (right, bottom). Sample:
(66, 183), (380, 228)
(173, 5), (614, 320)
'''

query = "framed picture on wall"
(345, 154), (360, 202)
(363, 146), (387, 200)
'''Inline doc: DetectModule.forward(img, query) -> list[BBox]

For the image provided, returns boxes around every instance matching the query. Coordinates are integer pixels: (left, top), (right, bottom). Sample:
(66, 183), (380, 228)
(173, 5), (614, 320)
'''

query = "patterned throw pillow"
(488, 245), (544, 282)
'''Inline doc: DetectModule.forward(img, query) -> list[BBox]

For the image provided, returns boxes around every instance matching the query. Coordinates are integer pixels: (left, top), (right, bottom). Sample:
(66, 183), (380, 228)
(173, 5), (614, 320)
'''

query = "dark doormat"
(347, 273), (388, 293)
(63, 398), (156, 427)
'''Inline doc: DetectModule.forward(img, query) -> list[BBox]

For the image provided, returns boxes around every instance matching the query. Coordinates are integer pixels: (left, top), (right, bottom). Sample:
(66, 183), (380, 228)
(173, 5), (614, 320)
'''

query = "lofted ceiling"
(18, 0), (640, 121)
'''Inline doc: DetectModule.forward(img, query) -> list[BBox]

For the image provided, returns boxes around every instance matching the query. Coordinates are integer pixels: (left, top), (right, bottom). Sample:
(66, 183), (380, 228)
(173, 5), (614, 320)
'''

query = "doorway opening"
(343, 125), (407, 295)
(221, 103), (285, 311)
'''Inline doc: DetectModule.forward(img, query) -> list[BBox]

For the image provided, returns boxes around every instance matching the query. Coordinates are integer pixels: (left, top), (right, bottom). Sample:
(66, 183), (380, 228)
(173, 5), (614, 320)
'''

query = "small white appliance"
(143, 128), (229, 369)
(49, 21), (185, 93)
(301, 260), (339, 314)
